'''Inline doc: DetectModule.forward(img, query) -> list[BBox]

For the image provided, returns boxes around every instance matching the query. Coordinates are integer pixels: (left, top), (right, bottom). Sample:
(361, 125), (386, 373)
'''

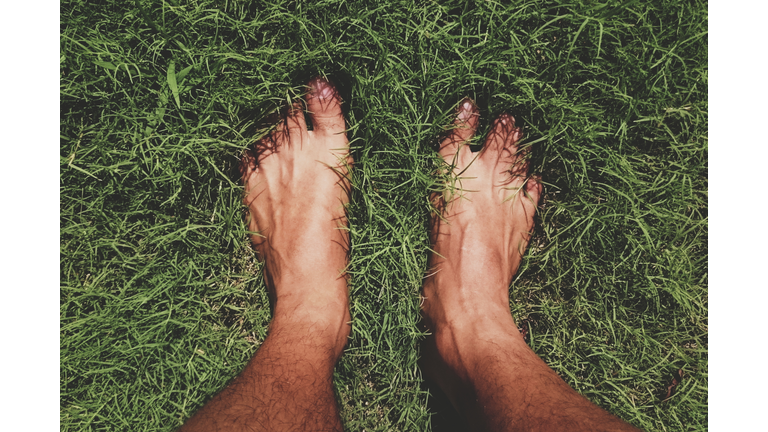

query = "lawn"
(60, 0), (708, 430)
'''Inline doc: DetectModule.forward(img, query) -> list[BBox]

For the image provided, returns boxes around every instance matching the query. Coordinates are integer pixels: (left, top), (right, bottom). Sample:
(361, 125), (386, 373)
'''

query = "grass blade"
(168, 60), (180, 109)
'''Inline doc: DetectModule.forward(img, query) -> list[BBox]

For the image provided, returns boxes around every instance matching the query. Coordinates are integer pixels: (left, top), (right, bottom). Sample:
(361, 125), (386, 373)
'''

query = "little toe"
(306, 77), (346, 136)
(524, 175), (543, 206)
(240, 147), (258, 182)
(438, 98), (478, 167)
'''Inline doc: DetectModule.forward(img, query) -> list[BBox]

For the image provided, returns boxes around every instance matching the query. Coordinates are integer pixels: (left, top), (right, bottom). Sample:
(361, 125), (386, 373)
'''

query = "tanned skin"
(180, 77), (352, 431)
(420, 99), (640, 432)
(180, 79), (640, 431)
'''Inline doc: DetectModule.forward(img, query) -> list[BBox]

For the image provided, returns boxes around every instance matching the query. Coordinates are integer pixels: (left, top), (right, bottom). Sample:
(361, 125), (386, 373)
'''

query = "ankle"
(422, 314), (525, 399)
(270, 282), (351, 356)
(271, 309), (351, 357)
(422, 289), (523, 371)
(421, 276), (516, 334)
(434, 311), (521, 349)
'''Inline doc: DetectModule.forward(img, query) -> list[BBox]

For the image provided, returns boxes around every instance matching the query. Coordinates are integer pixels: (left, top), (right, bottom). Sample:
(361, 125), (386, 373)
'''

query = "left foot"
(182, 78), (353, 432)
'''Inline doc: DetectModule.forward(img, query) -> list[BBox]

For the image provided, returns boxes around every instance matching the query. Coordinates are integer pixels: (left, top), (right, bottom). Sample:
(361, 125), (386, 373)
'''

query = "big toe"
(306, 77), (346, 136)
(438, 98), (478, 168)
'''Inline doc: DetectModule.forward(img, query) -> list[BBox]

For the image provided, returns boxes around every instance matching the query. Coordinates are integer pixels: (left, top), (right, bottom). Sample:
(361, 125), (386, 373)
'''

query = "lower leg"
(422, 301), (636, 431)
(421, 101), (639, 432)
(181, 308), (348, 431)
(181, 77), (352, 431)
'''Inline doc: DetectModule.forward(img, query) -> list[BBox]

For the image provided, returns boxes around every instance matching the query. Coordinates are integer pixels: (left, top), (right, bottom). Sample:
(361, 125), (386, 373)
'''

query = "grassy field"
(60, 0), (708, 430)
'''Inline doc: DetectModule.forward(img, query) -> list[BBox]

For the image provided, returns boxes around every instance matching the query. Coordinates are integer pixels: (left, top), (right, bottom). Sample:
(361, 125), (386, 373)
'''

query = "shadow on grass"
(420, 378), (470, 432)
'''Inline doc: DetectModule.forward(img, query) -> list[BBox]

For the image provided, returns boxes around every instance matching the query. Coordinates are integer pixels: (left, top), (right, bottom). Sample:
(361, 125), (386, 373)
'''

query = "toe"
(240, 145), (256, 173)
(509, 143), (531, 179)
(524, 175), (543, 206)
(286, 101), (307, 134)
(278, 101), (308, 150)
(252, 122), (283, 167)
(240, 147), (258, 187)
(439, 98), (478, 168)
(240, 147), (260, 215)
(306, 77), (346, 136)
(482, 113), (521, 159)
(483, 113), (531, 180)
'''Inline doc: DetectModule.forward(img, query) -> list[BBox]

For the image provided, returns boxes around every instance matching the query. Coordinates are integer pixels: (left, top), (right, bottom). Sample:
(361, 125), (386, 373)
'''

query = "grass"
(60, 0), (708, 430)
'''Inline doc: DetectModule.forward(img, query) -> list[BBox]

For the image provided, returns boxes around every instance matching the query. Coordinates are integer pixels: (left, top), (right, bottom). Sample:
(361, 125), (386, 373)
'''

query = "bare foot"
(420, 103), (638, 432)
(420, 100), (542, 411)
(181, 78), (353, 432)
(241, 76), (352, 351)
(422, 99), (542, 336)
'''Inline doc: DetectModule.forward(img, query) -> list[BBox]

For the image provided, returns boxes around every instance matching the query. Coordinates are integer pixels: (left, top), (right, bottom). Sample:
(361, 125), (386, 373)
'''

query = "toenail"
(458, 101), (474, 121)
(319, 84), (334, 99)
(313, 80), (335, 99)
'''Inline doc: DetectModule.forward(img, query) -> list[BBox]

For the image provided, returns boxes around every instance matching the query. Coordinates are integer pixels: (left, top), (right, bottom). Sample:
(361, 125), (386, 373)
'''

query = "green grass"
(60, 0), (708, 430)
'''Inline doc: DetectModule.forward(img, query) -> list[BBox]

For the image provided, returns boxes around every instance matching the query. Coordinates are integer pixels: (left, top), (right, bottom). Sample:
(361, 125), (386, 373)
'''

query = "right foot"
(241, 77), (352, 351)
(422, 99), (542, 377)
(420, 102), (640, 432)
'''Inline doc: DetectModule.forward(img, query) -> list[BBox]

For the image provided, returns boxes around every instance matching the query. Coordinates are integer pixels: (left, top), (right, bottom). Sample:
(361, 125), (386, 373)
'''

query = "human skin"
(419, 99), (641, 432)
(180, 79), (640, 431)
(180, 77), (352, 431)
